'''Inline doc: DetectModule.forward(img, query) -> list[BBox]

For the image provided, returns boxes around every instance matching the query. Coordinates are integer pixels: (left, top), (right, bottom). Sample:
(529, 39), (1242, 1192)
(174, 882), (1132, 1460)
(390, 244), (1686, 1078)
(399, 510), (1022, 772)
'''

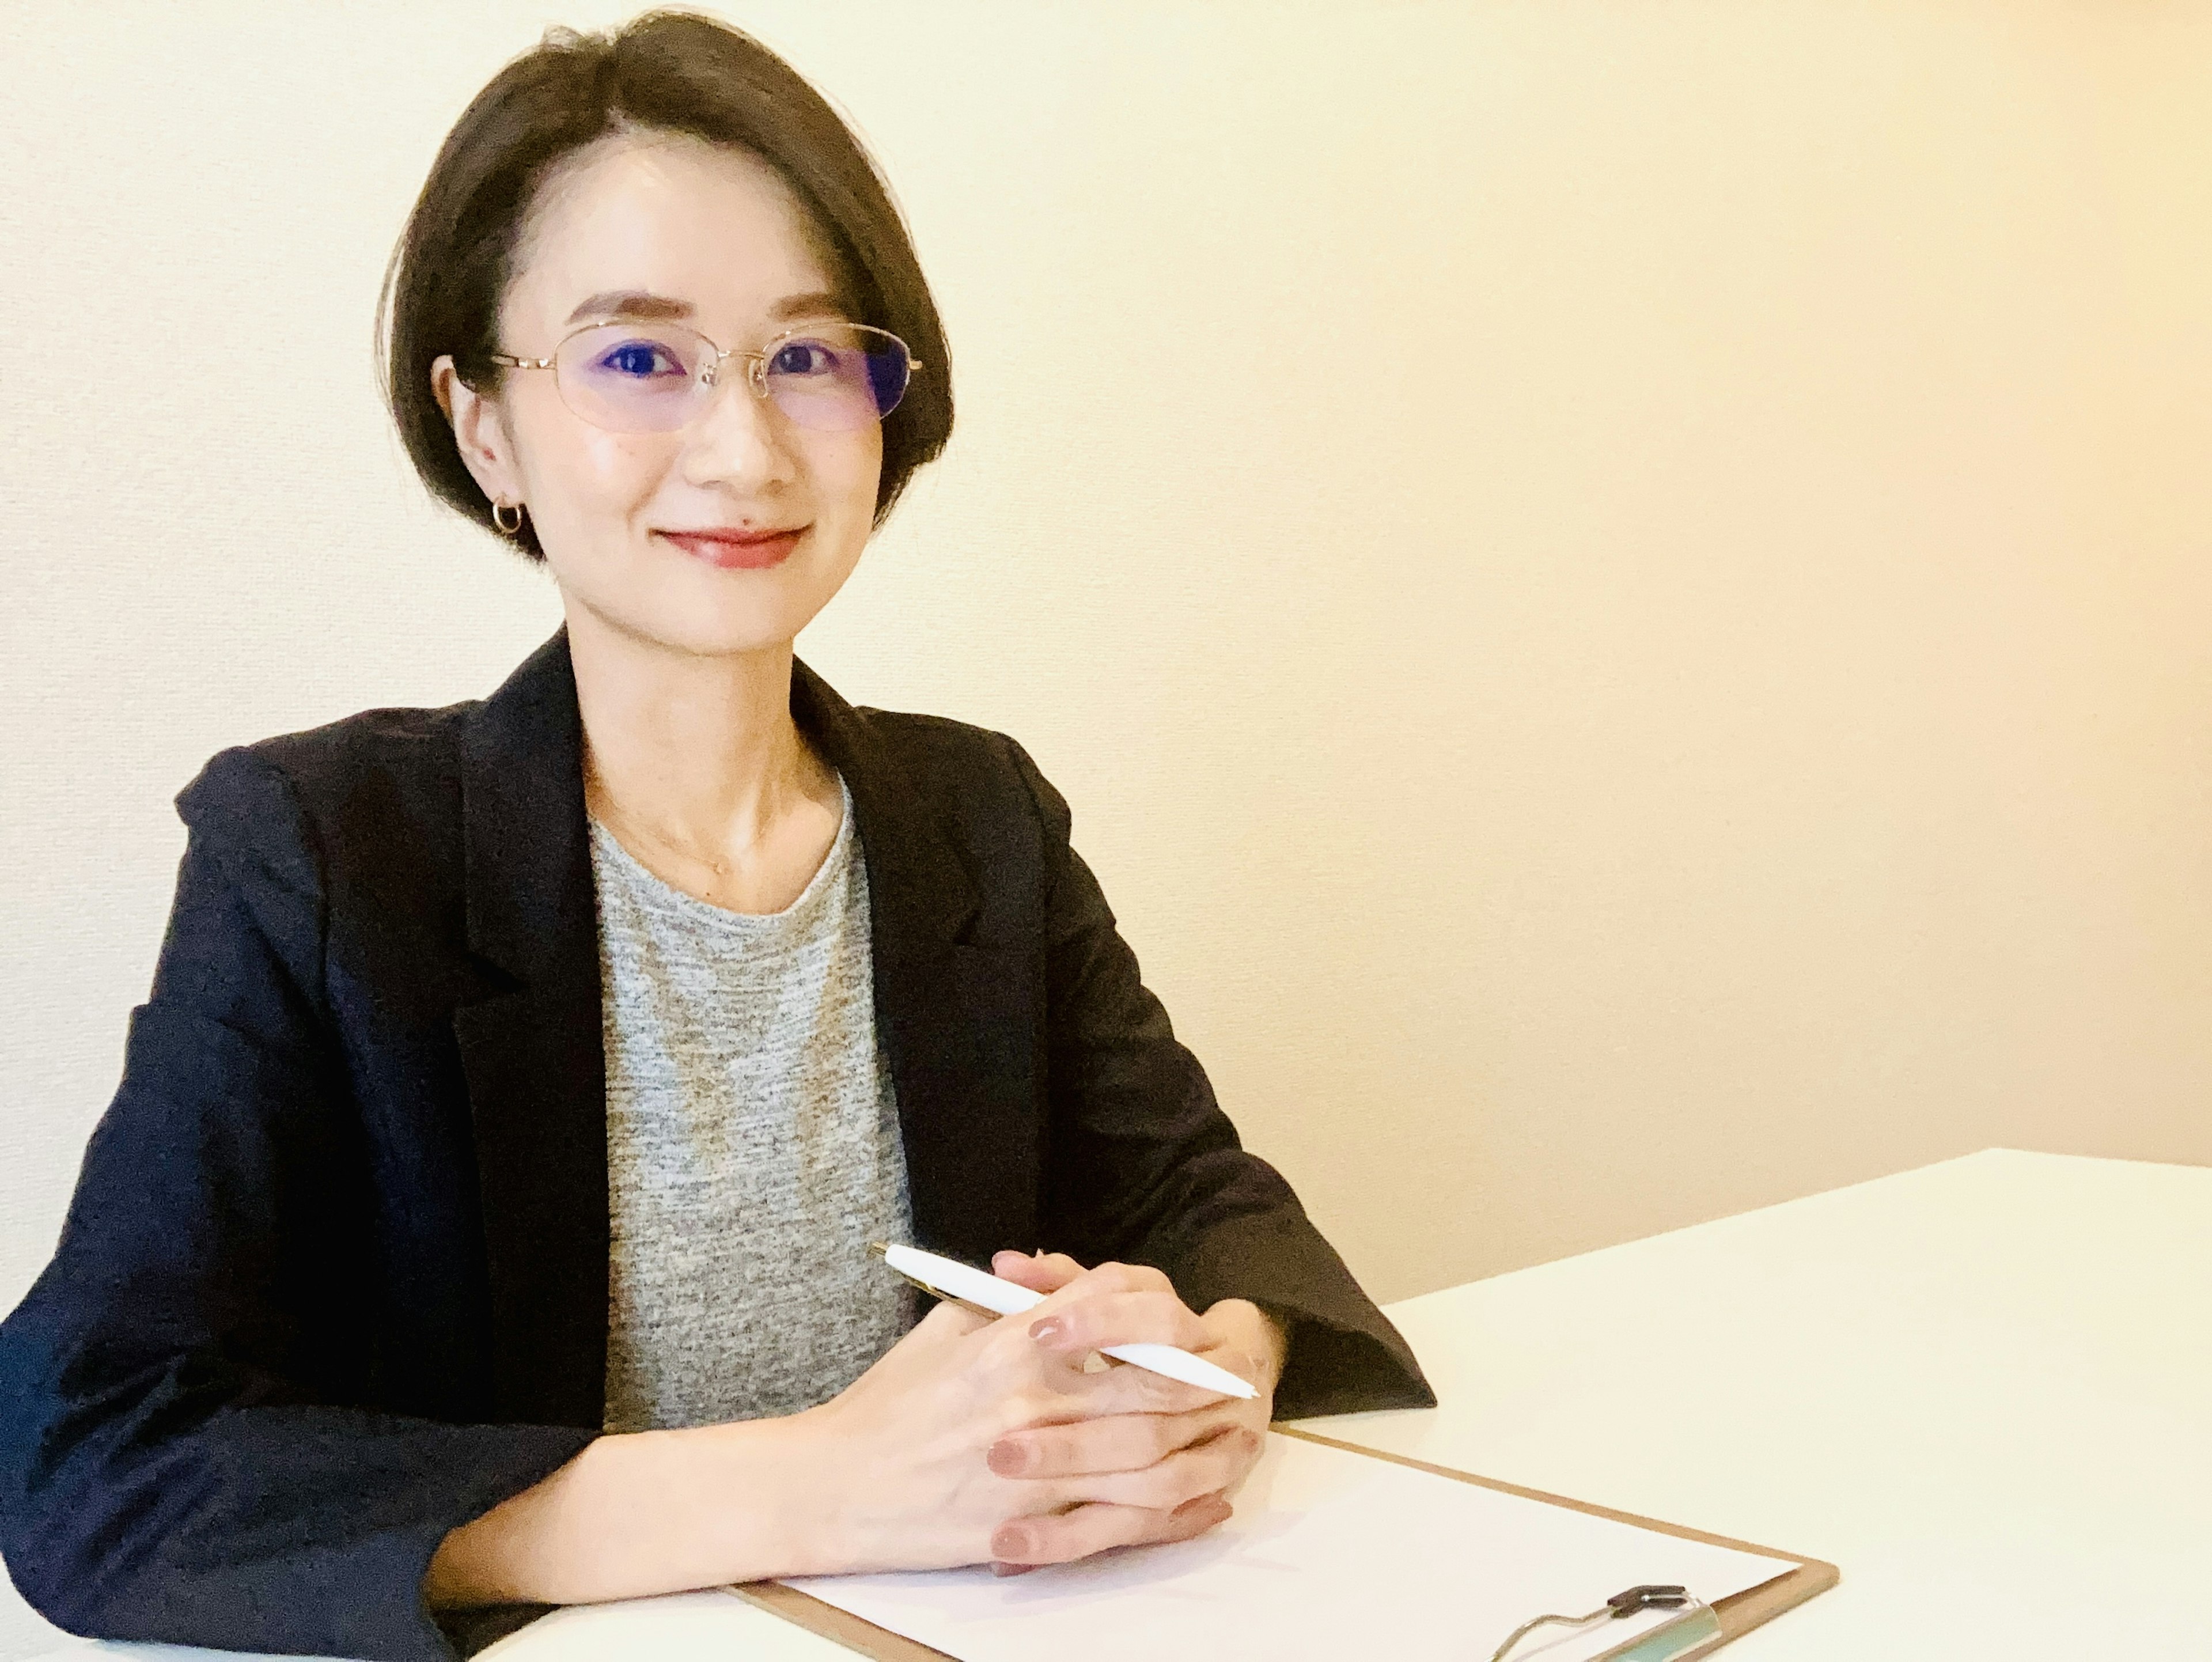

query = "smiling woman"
(0, 10), (1431, 1662)
(379, 12), (955, 567)
(426, 128), (899, 677)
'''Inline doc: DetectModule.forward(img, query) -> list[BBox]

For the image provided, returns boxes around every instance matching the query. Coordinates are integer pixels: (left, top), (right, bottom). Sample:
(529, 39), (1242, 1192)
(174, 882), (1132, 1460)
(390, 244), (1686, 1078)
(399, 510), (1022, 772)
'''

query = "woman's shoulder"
(844, 702), (1069, 842)
(172, 696), (478, 880)
(850, 701), (1013, 775)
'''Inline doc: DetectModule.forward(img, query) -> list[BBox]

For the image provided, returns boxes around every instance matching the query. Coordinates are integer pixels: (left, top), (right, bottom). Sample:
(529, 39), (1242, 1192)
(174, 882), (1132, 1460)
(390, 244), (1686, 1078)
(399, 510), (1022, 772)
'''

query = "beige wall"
(2, 2), (2207, 1650)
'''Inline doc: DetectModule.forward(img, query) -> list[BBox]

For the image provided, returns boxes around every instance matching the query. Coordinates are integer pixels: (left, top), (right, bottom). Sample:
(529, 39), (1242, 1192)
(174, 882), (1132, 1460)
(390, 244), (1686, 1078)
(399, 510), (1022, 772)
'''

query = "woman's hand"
(796, 1254), (1281, 1580)
(425, 1252), (1288, 1606)
(980, 1251), (1284, 1574)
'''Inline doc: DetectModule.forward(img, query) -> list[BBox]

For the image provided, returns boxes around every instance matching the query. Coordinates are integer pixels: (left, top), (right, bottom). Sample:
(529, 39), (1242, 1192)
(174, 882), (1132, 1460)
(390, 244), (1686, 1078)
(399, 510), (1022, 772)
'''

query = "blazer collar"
(449, 623), (988, 1425)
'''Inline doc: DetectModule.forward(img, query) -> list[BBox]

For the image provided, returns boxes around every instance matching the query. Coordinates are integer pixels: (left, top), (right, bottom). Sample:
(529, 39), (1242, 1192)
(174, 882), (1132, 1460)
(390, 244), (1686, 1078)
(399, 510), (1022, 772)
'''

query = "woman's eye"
(771, 341), (837, 377)
(600, 340), (682, 378)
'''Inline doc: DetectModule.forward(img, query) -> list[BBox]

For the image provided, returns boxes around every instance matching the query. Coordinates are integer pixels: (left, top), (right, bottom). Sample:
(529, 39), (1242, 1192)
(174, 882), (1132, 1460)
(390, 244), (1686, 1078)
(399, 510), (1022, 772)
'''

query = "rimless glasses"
(490, 316), (923, 435)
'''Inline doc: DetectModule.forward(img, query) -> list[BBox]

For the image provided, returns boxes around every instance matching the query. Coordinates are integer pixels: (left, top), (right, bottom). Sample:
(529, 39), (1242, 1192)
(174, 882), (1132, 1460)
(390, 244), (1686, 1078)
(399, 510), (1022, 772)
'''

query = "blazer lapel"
(452, 629), (607, 1428)
(452, 626), (1032, 1430)
(789, 660), (1043, 1266)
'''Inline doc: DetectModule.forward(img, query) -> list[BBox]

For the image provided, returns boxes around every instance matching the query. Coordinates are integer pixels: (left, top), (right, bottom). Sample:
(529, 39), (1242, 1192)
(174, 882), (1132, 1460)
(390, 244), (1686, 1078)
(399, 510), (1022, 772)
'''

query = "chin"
(566, 553), (851, 658)
(665, 597), (829, 660)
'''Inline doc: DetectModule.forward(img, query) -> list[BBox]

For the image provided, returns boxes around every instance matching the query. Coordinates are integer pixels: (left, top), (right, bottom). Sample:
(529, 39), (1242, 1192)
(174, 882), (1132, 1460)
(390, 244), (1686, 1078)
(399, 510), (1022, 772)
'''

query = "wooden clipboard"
(724, 1422), (1840, 1659)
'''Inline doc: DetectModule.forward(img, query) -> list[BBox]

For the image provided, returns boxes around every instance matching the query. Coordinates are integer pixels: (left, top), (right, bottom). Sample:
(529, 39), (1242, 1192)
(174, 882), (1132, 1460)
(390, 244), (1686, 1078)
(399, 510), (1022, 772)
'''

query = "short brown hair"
(375, 9), (955, 563)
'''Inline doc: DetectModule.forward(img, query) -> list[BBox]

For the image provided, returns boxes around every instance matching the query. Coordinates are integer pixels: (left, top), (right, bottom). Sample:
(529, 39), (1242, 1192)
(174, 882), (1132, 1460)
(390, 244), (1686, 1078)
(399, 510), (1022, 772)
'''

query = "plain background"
(2, 2), (2207, 1655)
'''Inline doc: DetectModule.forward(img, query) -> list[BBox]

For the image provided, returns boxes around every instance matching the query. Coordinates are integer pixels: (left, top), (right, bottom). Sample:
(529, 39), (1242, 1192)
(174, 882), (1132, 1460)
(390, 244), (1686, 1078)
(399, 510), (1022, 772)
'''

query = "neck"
(566, 606), (828, 868)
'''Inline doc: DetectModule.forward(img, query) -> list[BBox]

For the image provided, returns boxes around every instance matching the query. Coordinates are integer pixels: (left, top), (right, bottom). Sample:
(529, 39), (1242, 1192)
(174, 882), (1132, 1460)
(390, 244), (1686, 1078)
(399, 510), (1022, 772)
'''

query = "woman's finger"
(1156, 1486), (1234, 1538)
(989, 1249), (1088, 1294)
(989, 1486), (1234, 1575)
(1027, 1288), (1213, 1358)
(1013, 1259), (1176, 1319)
(1062, 1424), (1261, 1514)
(1046, 1350), (1227, 1418)
(989, 1487), (1235, 1569)
(987, 1402), (1245, 1479)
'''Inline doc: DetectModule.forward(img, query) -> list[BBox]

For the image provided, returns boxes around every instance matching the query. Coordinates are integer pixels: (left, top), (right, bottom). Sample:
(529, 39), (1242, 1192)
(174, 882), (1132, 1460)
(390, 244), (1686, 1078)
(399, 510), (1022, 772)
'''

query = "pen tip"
(865, 1240), (888, 1258)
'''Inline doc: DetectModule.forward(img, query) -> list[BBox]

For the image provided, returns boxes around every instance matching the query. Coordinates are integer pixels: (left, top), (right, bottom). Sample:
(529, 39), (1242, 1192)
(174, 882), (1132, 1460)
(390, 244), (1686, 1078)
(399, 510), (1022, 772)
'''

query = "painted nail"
(1028, 1316), (1066, 1343)
(991, 1524), (1029, 1559)
(990, 1561), (1039, 1577)
(987, 1438), (1031, 1475)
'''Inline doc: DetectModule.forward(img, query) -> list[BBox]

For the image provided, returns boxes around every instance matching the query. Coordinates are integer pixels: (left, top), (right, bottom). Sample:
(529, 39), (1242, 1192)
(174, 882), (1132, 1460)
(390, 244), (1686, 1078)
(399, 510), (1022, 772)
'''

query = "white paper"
(775, 1432), (1797, 1661)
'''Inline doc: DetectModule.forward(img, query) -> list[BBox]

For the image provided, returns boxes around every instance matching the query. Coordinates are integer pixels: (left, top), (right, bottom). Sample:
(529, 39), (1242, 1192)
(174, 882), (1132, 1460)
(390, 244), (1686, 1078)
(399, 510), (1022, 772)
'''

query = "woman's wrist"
(687, 1404), (851, 1583)
(425, 1407), (851, 1608)
(731, 1399), (865, 1578)
(1201, 1297), (1290, 1398)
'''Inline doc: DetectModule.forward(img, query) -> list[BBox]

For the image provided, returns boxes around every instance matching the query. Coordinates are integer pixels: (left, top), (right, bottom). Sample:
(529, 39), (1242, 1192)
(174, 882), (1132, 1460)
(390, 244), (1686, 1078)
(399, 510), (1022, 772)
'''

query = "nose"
(682, 351), (793, 489)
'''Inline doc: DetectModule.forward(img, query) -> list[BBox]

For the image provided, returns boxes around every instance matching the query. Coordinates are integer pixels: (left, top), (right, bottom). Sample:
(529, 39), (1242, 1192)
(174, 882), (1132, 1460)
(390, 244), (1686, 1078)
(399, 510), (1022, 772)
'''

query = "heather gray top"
(589, 770), (918, 1433)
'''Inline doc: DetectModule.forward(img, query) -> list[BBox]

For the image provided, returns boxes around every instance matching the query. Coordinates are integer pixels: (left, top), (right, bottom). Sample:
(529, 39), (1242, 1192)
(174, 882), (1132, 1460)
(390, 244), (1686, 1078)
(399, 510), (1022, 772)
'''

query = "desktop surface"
(24, 1148), (2210, 1661)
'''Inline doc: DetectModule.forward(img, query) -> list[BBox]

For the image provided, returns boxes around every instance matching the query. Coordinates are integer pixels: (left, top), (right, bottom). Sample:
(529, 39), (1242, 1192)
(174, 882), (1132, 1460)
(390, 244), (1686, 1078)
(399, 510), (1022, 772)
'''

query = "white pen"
(867, 1241), (1259, 1400)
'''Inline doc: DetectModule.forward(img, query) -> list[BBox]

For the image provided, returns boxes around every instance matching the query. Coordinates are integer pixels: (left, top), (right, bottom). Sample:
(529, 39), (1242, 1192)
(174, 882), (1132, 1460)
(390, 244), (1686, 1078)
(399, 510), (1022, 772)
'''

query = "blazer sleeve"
(0, 746), (597, 1662)
(996, 735), (1437, 1422)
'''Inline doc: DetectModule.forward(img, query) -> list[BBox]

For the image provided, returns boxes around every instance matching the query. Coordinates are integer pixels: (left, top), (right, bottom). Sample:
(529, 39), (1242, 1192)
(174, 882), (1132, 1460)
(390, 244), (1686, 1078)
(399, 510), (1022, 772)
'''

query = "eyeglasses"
(489, 317), (923, 435)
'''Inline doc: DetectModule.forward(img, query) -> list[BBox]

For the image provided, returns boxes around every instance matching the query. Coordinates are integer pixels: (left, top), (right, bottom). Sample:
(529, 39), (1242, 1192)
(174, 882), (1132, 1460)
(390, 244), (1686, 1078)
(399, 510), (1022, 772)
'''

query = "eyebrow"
(562, 289), (849, 327)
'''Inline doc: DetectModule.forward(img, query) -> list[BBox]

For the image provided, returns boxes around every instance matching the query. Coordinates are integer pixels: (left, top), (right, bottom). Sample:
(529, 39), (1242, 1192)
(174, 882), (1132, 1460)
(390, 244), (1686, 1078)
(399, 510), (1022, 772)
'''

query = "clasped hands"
(808, 1250), (1285, 1578)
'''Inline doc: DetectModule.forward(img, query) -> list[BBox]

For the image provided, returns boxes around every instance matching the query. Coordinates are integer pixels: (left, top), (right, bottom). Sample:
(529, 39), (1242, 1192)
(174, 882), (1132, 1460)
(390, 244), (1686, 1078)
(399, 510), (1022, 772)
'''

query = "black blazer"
(0, 627), (1433, 1661)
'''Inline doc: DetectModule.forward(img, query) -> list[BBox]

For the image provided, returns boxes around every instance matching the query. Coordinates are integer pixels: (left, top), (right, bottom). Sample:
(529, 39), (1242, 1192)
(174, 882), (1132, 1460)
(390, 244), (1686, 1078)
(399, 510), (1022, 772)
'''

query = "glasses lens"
(764, 323), (912, 431)
(548, 319), (913, 433)
(554, 322), (711, 433)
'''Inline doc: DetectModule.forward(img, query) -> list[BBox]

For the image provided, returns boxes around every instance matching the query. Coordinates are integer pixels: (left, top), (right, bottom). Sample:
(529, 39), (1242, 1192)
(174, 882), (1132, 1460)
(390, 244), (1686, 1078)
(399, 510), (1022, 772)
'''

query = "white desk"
(26, 1148), (2211, 1662)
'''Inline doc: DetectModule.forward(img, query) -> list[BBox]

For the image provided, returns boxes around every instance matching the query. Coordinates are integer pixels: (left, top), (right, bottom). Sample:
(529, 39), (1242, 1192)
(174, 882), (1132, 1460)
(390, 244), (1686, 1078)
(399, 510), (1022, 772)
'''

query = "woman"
(0, 12), (1433, 1660)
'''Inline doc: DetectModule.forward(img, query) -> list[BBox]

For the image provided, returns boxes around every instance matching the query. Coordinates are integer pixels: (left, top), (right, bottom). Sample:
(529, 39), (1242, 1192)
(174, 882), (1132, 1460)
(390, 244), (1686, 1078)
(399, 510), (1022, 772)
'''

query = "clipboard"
(724, 1422), (1839, 1660)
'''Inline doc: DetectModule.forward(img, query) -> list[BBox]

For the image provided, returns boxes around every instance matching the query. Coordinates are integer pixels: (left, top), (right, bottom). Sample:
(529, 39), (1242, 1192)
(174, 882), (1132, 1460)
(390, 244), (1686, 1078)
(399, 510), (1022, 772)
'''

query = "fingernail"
(990, 1524), (1029, 1559)
(986, 1438), (1031, 1476)
(1028, 1316), (1066, 1343)
(990, 1561), (1039, 1577)
(1175, 1490), (1232, 1519)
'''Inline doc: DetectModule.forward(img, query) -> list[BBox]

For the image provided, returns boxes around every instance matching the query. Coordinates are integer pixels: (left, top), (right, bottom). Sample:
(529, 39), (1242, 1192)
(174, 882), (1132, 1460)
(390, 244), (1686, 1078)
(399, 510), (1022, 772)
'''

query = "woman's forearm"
(423, 1406), (842, 1608)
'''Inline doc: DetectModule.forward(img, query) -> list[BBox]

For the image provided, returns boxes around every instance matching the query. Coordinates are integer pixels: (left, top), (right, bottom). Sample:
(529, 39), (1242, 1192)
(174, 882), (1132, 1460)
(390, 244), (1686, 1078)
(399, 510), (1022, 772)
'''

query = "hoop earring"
(492, 499), (525, 536)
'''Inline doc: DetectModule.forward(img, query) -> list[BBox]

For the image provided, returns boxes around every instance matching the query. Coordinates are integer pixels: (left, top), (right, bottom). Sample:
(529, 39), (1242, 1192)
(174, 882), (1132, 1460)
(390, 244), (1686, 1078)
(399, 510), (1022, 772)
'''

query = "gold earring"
(492, 499), (525, 536)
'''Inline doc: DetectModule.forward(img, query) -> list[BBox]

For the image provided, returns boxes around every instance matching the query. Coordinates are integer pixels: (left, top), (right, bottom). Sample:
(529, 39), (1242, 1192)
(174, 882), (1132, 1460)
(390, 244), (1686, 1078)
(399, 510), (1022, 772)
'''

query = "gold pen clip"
(866, 1240), (999, 1320)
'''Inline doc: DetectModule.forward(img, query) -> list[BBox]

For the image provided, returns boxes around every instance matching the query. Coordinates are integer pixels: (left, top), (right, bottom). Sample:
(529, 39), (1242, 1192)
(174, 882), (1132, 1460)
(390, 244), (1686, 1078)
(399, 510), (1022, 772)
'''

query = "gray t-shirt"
(590, 770), (918, 1433)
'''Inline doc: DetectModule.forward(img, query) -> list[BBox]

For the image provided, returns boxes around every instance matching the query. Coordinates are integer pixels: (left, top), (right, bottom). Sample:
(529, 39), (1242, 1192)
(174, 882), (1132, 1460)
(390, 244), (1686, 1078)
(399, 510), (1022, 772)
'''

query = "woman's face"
(434, 128), (883, 660)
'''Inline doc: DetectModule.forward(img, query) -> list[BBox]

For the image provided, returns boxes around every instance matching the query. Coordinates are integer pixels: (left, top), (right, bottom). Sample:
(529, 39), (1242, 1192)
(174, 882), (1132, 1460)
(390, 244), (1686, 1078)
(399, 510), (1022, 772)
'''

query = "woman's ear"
(431, 353), (523, 509)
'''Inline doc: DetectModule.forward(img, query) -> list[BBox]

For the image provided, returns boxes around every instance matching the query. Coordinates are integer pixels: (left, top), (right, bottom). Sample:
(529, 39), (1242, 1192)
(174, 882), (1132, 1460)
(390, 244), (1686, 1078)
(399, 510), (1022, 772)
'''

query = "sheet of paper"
(775, 1432), (1799, 1662)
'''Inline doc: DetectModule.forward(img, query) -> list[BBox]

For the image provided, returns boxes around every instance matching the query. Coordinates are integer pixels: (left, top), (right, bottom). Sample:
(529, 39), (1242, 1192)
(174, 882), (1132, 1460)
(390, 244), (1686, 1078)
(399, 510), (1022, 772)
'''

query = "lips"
(657, 526), (806, 569)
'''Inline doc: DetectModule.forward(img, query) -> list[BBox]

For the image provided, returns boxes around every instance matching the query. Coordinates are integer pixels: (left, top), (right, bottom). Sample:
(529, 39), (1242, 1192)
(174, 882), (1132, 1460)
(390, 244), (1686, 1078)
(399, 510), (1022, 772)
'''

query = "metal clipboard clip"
(1490, 1584), (1725, 1662)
